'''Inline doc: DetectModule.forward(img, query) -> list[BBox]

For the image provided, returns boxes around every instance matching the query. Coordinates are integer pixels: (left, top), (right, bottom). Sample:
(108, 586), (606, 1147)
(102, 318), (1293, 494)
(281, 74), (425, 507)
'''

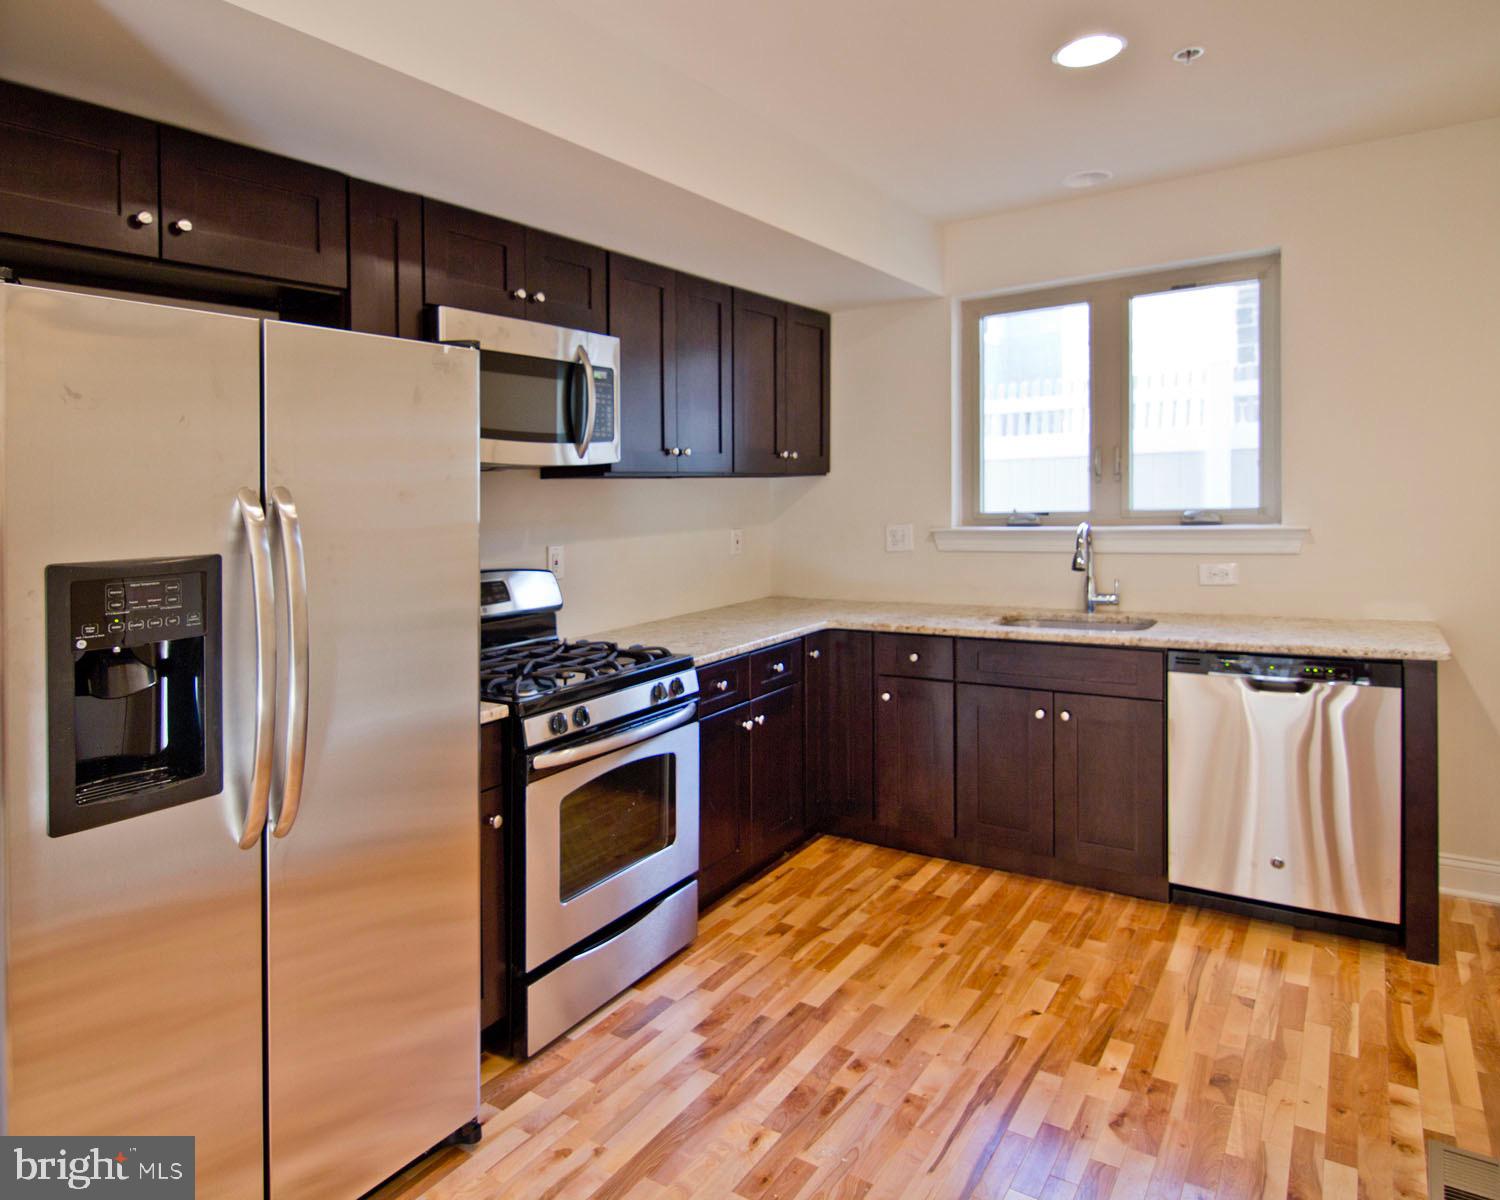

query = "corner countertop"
(480, 701), (509, 725)
(592, 596), (1451, 666)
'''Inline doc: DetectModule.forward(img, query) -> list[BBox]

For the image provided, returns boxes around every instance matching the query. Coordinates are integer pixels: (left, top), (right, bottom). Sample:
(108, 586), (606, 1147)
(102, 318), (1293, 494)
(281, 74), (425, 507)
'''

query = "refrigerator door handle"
(236, 488), (276, 849)
(270, 485), (310, 838)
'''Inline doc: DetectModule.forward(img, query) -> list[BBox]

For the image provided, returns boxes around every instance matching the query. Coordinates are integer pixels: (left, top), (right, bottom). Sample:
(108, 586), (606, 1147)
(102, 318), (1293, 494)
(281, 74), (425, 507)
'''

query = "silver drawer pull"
(770, 662), (786, 673)
(755, 714), (766, 725)
(486, 814), (503, 830)
(1034, 708), (1046, 720)
(170, 218), (193, 234)
(808, 649), (821, 659)
(715, 679), (729, 692)
(881, 691), (892, 702)
(741, 719), (755, 732)
(130, 210), (154, 227)
(908, 652), (920, 663)
(512, 288), (529, 301)
(1059, 711), (1071, 722)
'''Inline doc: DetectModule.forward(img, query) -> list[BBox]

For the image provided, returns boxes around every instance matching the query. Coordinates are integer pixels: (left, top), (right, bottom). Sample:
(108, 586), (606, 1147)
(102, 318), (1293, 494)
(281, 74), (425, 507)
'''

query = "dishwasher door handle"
(1241, 677), (1315, 694)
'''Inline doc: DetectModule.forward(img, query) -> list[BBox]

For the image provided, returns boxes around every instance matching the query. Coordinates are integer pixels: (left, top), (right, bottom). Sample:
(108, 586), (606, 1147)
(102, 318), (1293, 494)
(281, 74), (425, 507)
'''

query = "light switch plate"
(1199, 561), (1239, 586)
(729, 529), (744, 556)
(885, 523), (915, 553)
(547, 545), (565, 578)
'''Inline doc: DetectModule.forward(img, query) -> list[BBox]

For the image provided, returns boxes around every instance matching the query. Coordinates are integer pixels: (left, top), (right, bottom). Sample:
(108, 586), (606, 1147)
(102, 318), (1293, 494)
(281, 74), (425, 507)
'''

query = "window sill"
(932, 524), (1310, 555)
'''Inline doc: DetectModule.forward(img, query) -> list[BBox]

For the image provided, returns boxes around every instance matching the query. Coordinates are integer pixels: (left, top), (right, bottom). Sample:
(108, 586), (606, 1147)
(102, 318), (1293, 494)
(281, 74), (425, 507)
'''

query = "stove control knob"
(572, 706), (591, 729)
(651, 682), (668, 703)
(548, 712), (569, 735)
(669, 677), (686, 698)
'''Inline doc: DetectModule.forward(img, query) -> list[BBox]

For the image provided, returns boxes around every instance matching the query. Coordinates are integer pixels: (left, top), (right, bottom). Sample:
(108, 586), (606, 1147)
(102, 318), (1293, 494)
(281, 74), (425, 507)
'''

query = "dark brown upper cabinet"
(608, 254), (677, 473)
(422, 200), (527, 318)
(423, 202), (606, 332)
(784, 305), (830, 474)
(159, 128), (347, 288)
(673, 274), (734, 475)
(348, 180), (423, 339)
(733, 290), (830, 475)
(0, 80), (159, 257)
(525, 228), (607, 333)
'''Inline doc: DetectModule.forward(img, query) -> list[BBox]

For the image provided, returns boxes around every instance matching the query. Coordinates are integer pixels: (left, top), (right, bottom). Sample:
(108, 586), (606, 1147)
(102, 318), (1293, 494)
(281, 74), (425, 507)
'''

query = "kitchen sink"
(996, 614), (1158, 632)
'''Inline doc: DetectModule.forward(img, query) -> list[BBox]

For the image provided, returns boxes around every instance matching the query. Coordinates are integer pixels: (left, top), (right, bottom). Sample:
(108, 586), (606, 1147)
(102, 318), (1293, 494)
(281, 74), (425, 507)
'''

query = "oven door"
(524, 707), (698, 971)
(433, 305), (620, 469)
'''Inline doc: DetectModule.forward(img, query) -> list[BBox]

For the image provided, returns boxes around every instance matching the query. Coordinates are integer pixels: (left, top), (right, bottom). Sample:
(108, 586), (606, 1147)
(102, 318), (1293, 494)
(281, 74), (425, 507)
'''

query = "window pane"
(1129, 280), (1261, 512)
(978, 302), (1090, 515)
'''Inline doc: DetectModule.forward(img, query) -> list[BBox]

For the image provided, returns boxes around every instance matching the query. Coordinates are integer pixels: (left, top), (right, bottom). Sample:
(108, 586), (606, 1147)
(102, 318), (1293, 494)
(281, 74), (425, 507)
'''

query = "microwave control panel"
(590, 367), (616, 443)
(69, 571), (207, 650)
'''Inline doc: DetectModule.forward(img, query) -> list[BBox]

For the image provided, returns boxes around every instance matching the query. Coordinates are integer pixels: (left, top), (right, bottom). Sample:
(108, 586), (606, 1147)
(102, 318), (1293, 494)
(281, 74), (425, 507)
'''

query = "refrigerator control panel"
(70, 571), (207, 650)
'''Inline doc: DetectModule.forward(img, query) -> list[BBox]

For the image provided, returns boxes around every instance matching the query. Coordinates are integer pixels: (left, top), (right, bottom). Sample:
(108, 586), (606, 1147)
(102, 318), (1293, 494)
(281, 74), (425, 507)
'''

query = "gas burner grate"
(479, 639), (676, 703)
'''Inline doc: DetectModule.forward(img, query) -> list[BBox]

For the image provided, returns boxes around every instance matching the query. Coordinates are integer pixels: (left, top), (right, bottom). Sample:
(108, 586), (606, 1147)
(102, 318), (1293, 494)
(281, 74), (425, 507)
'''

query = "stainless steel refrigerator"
(0, 282), (482, 1199)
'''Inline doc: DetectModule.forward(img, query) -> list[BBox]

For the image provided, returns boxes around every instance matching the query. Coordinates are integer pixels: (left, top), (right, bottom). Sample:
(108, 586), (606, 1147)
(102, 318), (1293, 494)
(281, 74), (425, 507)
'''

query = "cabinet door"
(608, 254), (676, 473)
(525, 229), (607, 333)
(159, 127), (347, 286)
(806, 631), (873, 833)
(750, 683), (806, 864)
(479, 787), (507, 1028)
(875, 676), (955, 838)
(422, 199), (528, 318)
(784, 304), (830, 474)
(674, 273), (734, 474)
(698, 705), (752, 905)
(0, 80), (159, 256)
(956, 685), (1053, 857)
(1053, 693), (1165, 880)
(348, 180), (424, 339)
(732, 289), (787, 474)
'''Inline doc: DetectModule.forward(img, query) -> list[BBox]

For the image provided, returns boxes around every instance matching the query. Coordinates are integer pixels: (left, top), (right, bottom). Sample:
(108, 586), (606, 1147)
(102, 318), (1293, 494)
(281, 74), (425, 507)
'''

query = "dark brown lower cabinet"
(479, 785), (507, 1028)
(697, 682), (807, 907)
(874, 675), (955, 841)
(1052, 692), (1164, 879)
(698, 704), (751, 902)
(805, 631), (874, 833)
(956, 684), (1054, 858)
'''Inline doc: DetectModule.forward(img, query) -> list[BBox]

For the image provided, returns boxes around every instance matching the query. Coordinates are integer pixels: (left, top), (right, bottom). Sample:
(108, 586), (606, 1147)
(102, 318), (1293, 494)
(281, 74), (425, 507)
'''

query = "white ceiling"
(557, 0), (1500, 219)
(2, 0), (1497, 305)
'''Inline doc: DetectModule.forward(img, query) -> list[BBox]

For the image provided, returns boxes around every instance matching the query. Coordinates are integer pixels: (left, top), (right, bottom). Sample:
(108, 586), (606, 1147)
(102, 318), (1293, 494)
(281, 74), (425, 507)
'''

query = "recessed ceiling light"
(1172, 45), (1206, 65)
(1063, 169), (1114, 189)
(1052, 33), (1127, 69)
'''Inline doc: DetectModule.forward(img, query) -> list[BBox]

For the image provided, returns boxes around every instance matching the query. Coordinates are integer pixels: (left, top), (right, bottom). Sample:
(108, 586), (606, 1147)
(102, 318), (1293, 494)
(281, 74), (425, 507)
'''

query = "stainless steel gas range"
(479, 568), (699, 1056)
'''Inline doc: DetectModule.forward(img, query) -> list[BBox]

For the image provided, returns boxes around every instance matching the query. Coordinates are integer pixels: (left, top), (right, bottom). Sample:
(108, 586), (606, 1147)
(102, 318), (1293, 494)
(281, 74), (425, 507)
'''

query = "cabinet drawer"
(697, 656), (751, 716)
(955, 639), (1163, 701)
(874, 633), (954, 680)
(750, 640), (802, 696)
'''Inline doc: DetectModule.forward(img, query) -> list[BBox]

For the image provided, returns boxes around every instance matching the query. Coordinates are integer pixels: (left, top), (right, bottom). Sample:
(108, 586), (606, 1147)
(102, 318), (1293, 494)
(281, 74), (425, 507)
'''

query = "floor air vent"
(1430, 1142), (1500, 1200)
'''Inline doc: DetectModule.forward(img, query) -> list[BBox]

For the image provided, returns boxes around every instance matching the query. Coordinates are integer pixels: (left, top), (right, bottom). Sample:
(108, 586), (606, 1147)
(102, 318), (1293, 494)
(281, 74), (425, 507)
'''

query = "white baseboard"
(1440, 853), (1500, 904)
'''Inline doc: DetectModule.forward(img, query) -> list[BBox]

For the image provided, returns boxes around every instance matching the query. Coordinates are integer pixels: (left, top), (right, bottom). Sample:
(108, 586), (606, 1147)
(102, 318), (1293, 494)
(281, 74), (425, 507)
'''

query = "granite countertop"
(593, 596), (1451, 666)
(480, 700), (508, 725)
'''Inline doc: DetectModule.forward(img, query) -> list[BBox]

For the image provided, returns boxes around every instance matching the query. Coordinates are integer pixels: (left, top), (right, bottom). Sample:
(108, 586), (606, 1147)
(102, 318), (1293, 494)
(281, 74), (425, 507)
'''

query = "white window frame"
(961, 254), (1281, 528)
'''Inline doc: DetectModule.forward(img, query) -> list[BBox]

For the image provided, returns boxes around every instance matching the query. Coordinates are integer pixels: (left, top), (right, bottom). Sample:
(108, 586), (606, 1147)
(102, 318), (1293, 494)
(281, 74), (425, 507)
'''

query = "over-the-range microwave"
(433, 306), (621, 469)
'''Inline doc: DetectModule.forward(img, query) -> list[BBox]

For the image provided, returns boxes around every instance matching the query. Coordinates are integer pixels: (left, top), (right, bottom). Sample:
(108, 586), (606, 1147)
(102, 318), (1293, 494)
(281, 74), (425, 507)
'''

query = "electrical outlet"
(1199, 561), (1239, 586)
(547, 545), (565, 578)
(729, 529), (744, 556)
(885, 523), (915, 553)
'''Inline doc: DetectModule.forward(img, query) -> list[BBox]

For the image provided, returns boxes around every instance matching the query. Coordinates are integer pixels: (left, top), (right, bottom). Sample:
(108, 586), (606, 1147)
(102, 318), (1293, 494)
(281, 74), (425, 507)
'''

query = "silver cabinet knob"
(755, 714), (766, 725)
(169, 218), (193, 234)
(668, 447), (682, 456)
(808, 649), (821, 659)
(1059, 711), (1071, 722)
(791, 450), (800, 460)
(881, 691), (892, 702)
(130, 210), (154, 227)
(1270, 857), (1286, 869)
(770, 662), (785, 674)
(682, 447), (692, 456)
(715, 679), (729, 692)
(512, 288), (529, 301)
(486, 814), (503, 829)
(908, 652), (920, 663)
(741, 719), (755, 732)
(1034, 708), (1046, 720)
(532, 291), (546, 303)
(778, 450), (791, 459)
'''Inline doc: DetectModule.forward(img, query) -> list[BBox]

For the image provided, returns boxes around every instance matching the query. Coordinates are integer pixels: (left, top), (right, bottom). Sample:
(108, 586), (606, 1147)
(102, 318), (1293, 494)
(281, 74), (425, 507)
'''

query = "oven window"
(479, 350), (581, 444)
(558, 754), (676, 902)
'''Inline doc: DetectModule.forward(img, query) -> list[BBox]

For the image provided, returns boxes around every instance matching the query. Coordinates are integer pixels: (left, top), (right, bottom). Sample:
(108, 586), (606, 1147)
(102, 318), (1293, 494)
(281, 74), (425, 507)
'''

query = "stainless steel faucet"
(1071, 521), (1120, 614)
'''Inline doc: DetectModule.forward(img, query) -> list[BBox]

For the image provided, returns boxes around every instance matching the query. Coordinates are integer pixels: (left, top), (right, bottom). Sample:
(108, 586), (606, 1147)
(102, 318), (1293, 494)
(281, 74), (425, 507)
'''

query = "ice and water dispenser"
(45, 556), (223, 836)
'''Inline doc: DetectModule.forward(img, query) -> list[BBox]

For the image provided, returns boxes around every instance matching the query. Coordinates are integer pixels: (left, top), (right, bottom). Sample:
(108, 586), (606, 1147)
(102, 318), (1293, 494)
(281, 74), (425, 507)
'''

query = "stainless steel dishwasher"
(1167, 651), (1404, 923)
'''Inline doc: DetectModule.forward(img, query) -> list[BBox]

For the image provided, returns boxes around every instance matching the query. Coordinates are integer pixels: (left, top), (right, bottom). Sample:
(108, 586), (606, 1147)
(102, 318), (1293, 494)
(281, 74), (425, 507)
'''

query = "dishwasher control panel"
(1167, 650), (1401, 688)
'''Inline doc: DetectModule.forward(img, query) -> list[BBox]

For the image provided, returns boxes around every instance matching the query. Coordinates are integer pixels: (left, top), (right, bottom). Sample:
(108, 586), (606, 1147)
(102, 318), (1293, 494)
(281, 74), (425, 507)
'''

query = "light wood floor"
(372, 837), (1500, 1200)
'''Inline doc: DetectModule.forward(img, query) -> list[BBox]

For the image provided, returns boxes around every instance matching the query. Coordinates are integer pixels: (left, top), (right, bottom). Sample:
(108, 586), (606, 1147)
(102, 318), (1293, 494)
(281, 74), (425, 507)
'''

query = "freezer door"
(0, 285), (266, 1197)
(262, 322), (480, 1200)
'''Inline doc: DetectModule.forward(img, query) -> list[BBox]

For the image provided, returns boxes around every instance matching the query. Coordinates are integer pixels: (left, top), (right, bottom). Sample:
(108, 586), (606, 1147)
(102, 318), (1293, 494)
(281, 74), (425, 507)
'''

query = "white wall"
(480, 473), (775, 639)
(770, 117), (1500, 865)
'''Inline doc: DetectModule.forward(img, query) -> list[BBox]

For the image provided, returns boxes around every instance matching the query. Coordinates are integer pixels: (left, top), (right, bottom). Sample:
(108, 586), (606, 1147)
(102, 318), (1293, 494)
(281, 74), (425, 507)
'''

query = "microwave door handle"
(235, 488), (275, 849)
(574, 344), (597, 460)
(531, 702), (695, 771)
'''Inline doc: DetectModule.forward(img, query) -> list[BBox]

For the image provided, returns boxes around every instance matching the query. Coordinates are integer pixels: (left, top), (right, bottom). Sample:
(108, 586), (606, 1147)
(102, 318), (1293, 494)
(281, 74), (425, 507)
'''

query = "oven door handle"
(532, 701), (696, 771)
